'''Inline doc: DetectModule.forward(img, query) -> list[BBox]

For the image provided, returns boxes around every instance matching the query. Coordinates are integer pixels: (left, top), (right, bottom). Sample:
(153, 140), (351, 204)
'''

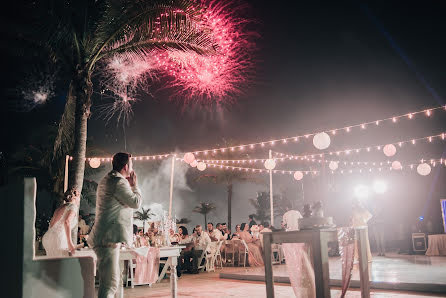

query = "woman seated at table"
(42, 188), (80, 257)
(232, 224), (241, 239)
(135, 229), (149, 247)
(169, 228), (181, 244)
(238, 223), (264, 266)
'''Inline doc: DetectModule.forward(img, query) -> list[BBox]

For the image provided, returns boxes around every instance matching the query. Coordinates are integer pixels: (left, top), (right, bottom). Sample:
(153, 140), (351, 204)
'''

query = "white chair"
(237, 239), (249, 267)
(206, 241), (224, 272)
(126, 260), (137, 288)
(223, 240), (236, 266)
(271, 244), (282, 265)
(157, 258), (171, 283)
(214, 240), (224, 269)
(197, 244), (210, 272)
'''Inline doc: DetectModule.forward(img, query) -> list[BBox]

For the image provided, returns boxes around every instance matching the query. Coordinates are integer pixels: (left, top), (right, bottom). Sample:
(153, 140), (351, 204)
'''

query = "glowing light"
(417, 163), (431, 176)
(383, 144), (396, 157)
(197, 162), (207, 171)
(293, 171), (303, 181)
(354, 184), (370, 199)
(89, 158), (101, 169)
(184, 153), (195, 164)
(329, 161), (338, 171)
(313, 132), (331, 150)
(373, 180), (387, 194)
(392, 161), (402, 170)
(264, 159), (276, 170)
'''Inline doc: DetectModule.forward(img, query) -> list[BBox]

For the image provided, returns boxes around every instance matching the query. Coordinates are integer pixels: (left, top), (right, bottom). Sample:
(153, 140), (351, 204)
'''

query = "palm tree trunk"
(204, 213), (207, 230)
(143, 220), (146, 233)
(227, 183), (233, 231)
(68, 70), (92, 192)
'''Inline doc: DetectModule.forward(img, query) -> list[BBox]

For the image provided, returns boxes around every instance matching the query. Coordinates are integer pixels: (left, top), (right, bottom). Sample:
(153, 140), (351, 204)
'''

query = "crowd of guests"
(131, 215), (281, 275)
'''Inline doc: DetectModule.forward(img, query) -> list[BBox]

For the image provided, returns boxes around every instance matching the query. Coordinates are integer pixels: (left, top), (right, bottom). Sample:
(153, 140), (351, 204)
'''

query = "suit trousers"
(94, 246), (123, 298)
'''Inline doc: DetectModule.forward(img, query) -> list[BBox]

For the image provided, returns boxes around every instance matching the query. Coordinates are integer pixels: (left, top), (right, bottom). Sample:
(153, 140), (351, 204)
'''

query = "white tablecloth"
(425, 234), (446, 256)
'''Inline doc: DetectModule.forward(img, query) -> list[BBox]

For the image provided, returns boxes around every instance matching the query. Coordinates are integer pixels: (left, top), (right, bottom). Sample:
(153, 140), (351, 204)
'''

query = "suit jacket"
(88, 170), (142, 247)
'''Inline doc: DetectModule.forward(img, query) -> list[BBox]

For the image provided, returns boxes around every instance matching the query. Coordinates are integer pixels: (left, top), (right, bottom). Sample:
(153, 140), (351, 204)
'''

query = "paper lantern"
(293, 171), (303, 181)
(190, 160), (198, 167)
(391, 161), (402, 170)
(184, 152), (195, 164)
(417, 163), (431, 176)
(329, 161), (338, 171)
(383, 144), (396, 157)
(264, 159), (276, 170)
(313, 132), (331, 150)
(89, 158), (101, 169)
(197, 162), (207, 171)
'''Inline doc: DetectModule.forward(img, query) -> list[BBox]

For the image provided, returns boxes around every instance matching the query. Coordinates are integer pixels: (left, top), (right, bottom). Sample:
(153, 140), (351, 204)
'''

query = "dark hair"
(112, 152), (132, 172)
(221, 223), (226, 226)
(64, 187), (79, 203)
(216, 223), (222, 228)
(179, 226), (188, 236)
(240, 223), (247, 231)
(133, 224), (138, 235)
(249, 215), (254, 220)
(262, 221), (269, 227)
(207, 222), (213, 226)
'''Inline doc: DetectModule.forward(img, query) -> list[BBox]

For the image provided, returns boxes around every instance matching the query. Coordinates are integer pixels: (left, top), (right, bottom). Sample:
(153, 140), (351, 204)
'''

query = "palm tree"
(195, 139), (264, 230)
(134, 207), (155, 232)
(193, 202), (216, 228)
(250, 191), (292, 224)
(18, 0), (218, 194)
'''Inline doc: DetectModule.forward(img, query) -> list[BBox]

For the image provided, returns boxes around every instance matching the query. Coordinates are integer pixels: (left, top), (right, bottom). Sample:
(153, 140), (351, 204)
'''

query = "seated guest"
(259, 221), (272, 248)
(207, 222), (224, 254)
(78, 215), (90, 235)
(248, 215), (257, 230)
(239, 223), (264, 266)
(232, 224), (241, 239)
(135, 229), (149, 247)
(180, 225), (211, 273)
(169, 228), (180, 244)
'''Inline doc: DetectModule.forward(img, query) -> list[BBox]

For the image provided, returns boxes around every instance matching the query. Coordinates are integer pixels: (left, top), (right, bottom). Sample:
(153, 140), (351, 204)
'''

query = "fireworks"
(100, 0), (257, 122)
(19, 71), (55, 111)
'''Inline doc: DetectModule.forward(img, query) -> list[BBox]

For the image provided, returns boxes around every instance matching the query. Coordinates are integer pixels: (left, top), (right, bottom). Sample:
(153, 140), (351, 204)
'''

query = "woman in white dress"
(42, 188), (80, 257)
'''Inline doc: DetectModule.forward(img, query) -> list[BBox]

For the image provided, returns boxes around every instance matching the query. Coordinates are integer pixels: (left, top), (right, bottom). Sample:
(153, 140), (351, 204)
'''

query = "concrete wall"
(3, 178), (95, 298)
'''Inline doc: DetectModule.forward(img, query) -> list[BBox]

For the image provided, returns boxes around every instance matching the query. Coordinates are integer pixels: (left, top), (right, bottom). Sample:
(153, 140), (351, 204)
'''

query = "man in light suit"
(88, 152), (142, 298)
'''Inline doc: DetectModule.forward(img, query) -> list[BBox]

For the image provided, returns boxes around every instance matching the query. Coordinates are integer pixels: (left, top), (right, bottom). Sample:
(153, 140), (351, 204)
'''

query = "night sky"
(2, 1), (446, 234)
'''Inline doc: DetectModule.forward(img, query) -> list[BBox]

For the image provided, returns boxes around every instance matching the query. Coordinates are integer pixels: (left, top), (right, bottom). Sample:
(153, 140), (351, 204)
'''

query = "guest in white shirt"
(181, 225), (211, 273)
(259, 221), (272, 248)
(282, 207), (303, 231)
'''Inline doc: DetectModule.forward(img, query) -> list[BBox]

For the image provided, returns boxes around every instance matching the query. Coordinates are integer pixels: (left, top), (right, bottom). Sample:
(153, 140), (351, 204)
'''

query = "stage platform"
(219, 253), (446, 294)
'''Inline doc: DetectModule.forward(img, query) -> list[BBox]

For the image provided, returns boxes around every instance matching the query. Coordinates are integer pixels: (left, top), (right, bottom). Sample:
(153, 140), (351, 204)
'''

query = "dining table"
(76, 245), (185, 298)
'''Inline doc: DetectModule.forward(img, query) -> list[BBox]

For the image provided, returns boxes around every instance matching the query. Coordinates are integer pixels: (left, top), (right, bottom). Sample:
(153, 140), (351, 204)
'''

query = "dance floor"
(219, 253), (446, 294)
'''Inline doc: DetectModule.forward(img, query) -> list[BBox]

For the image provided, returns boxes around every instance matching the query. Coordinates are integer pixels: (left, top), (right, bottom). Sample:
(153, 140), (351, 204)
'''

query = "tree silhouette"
(193, 202), (216, 228)
(134, 207), (155, 232)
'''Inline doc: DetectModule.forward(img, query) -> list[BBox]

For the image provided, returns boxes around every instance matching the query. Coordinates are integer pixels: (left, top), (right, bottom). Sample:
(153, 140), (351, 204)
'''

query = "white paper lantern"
(417, 163), (431, 176)
(329, 161), (338, 171)
(190, 160), (198, 167)
(313, 132), (331, 150)
(383, 144), (396, 157)
(184, 152), (195, 164)
(197, 162), (207, 171)
(293, 171), (303, 181)
(391, 160), (402, 170)
(89, 158), (101, 169)
(264, 159), (276, 170)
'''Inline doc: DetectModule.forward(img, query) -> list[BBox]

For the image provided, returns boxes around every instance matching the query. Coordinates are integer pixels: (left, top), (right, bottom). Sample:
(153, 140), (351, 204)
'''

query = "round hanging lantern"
(197, 162), (207, 171)
(184, 152), (195, 164)
(89, 158), (101, 169)
(293, 171), (303, 181)
(391, 160), (402, 170)
(313, 132), (331, 150)
(190, 160), (198, 167)
(329, 161), (338, 171)
(417, 163), (431, 176)
(264, 159), (276, 170)
(383, 144), (396, 157)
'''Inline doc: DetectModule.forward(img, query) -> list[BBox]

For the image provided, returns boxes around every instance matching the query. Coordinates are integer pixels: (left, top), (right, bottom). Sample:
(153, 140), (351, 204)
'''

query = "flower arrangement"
(251, 225), (260, 238)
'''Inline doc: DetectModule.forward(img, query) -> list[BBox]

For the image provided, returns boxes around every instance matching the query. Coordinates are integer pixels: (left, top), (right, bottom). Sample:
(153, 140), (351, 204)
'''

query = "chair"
(271, 244), (282, 265)
(223, 240), (236, 266)
(126, 260), (137, 288)
(237, 239), (249, 267)
(206, 241), (224, 272)
(197, 244), (210, 272)
(214, 240), (224, 269)
(157, 258), (171, 283)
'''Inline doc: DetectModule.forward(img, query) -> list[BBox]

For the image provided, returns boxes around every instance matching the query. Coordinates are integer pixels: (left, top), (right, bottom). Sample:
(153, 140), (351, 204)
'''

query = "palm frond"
(90, 0), (216, 68)
(53, 83), (76, 161)
(192, 202), (216, 215)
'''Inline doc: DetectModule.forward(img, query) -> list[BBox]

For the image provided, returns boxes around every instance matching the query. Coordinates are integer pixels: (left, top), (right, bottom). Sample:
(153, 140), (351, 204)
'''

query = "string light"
(71, 105), (446, 162)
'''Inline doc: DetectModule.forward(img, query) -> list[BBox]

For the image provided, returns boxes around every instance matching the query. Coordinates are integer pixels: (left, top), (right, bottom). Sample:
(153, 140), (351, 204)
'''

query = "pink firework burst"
(100, 0), (257, 122)
(158, 0), (257, 103)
